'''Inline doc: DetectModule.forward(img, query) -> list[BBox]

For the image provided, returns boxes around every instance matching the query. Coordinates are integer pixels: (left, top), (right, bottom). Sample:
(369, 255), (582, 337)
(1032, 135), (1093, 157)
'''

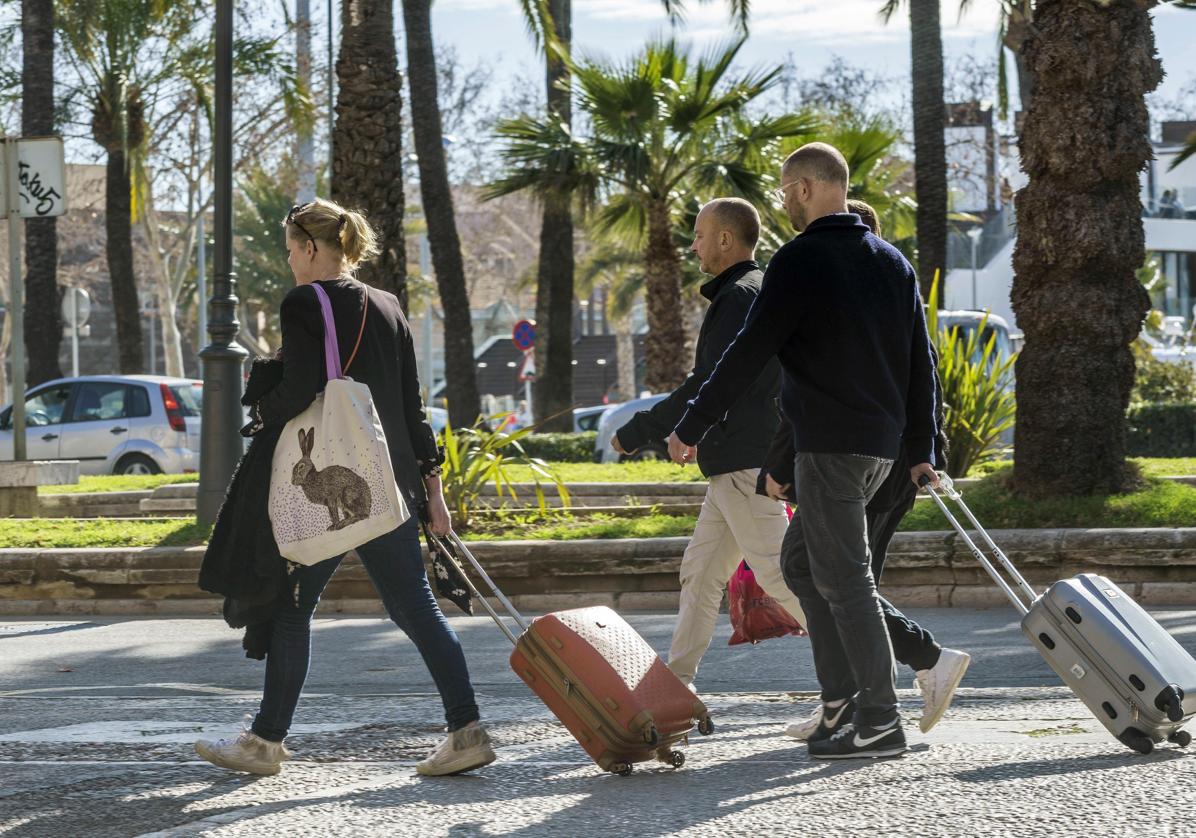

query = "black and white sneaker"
(807, 718), (907, 760)
(801, 698), (857, 744)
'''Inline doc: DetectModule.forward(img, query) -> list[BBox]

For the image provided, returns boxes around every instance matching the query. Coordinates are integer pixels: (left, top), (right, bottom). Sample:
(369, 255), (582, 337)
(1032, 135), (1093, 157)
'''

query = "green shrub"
(440, 414), (570, 530)
(1126, 402), (1196, 457)
(1131, 341), (1196, 405)
(927, 275), (1018, 478)
(519, 432), (598, 462)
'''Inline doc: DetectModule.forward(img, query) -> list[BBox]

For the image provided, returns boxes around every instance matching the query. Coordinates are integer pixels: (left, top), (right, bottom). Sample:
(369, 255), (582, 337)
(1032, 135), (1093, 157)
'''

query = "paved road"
(3, 609), (1196, 836)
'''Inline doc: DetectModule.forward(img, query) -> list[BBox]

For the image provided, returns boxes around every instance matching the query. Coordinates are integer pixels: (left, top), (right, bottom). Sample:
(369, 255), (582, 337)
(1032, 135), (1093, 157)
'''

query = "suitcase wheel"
(1155, 685), (1186, 723)
(1168, 730), (1192, 748)
(697, 716), (715, 736)
(610, 761), (634, 777)
(1118, 728), (1154, 755)
(657, 749), (685, 769)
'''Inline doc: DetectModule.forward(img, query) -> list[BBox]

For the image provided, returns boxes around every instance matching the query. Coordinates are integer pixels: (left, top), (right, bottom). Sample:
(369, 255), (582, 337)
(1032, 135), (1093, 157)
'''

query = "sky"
(425, 0), (1196, 113)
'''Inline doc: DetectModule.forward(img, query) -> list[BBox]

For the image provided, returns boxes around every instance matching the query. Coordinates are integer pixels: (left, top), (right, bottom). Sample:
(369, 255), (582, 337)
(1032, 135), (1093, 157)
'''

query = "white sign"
(62, 287), (91, 328)
(518, 350), (536, 382)
(0, 136), (67, 218)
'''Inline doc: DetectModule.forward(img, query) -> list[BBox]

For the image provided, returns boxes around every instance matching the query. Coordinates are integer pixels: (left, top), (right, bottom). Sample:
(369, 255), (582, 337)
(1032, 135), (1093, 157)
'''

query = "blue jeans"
(252, 518), (480, 742)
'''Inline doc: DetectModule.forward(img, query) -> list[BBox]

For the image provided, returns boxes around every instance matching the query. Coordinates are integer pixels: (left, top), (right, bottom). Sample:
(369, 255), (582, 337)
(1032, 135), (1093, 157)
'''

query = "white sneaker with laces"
(785, 705), (824, 741)
(194, 717), (291, 776)
(416, 721), (496, 777)
(915, 647), (971, 733)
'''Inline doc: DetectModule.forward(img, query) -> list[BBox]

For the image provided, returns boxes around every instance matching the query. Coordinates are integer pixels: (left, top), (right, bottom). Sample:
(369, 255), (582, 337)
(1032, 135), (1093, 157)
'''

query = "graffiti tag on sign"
(18, 162), (62, 216)
(0, 136), (67, 219)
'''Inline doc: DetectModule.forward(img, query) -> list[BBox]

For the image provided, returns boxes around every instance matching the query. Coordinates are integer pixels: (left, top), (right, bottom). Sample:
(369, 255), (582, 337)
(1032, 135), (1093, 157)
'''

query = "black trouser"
(868, 471), (942, 673)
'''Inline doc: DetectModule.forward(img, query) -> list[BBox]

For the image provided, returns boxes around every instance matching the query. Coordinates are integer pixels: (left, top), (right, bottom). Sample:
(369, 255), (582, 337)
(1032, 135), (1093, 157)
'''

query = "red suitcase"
(428, 532), (714, 775)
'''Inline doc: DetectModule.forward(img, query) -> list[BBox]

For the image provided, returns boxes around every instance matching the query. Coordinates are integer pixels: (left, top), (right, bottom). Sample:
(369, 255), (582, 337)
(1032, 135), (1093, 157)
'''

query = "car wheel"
(115, 454), (162, 476)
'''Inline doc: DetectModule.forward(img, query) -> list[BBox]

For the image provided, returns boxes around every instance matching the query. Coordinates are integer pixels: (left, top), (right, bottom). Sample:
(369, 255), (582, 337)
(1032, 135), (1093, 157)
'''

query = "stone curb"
(3, 528), (1196, 614)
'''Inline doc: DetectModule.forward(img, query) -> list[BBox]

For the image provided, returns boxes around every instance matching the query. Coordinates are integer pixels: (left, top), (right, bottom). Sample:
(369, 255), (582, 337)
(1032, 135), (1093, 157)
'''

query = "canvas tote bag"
(269, 282), (409, 565)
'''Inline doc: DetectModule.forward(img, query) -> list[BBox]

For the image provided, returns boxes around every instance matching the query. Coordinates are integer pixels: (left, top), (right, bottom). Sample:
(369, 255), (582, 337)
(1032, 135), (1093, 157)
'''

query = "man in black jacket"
(613, 197), (805, 688)
(758, 200), (971, 739)
(669, 143), (939, 759)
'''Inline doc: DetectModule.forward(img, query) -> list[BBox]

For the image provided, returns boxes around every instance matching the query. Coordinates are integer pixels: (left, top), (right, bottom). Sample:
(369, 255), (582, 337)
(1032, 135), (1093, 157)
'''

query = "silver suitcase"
(922, 475), (1196, 754)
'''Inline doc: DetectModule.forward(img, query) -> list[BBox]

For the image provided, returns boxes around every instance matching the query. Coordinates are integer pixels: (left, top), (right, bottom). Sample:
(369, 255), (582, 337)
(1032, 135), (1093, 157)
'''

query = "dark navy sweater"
(674, 213), (938, 468)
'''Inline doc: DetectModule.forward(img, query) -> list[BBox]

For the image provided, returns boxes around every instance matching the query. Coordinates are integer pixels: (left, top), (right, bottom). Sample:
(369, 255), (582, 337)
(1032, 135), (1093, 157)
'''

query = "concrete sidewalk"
(3, 611), (1195, 836)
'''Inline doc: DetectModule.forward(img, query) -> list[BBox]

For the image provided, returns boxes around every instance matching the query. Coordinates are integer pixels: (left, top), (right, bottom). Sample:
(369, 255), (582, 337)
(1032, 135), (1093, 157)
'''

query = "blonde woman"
(196, 199), (494, 777)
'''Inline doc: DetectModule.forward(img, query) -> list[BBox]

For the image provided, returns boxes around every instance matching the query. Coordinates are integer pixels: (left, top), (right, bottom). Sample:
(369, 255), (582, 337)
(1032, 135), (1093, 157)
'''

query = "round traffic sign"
(512, 319), (536, 351)
(61, 287), (91, 328)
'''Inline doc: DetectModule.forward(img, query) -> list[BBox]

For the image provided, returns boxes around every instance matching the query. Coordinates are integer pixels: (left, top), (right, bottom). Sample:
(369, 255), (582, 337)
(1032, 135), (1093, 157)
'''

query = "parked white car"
(0, 375), (204, 475)
(592, 394), (669, 463)
(573, 405), (609, 433)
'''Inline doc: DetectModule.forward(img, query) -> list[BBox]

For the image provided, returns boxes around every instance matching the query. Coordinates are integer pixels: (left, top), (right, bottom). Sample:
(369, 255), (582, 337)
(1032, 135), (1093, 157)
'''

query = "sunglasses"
(287, 203), (318, 253)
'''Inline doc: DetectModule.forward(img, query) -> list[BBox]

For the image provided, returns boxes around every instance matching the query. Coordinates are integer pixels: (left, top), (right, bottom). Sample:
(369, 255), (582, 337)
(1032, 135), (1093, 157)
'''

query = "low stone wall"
(3, 528), (1196, 615)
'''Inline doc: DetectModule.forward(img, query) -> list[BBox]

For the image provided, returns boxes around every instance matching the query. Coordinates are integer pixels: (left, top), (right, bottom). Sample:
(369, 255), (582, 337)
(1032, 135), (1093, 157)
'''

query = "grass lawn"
(0, 514), (698, 549)
(40, 473), (197, 495)
(900, 472), (1196, 531)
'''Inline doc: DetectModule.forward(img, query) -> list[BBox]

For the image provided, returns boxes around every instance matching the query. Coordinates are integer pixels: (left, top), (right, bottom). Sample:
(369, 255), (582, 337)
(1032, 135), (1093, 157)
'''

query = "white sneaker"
(915, 648), (971, 733)
(195, 718), (291, 776)
(416, 721), (496, 777)
(785, 705), (824, 741)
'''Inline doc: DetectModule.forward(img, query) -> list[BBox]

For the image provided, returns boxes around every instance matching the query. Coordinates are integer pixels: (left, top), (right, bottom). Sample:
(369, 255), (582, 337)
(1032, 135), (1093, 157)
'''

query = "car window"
(71, 382), (128, 422)
(21, 385), (73, 427)
(128, 386), (152, 418)
(169, 384), (202, 417)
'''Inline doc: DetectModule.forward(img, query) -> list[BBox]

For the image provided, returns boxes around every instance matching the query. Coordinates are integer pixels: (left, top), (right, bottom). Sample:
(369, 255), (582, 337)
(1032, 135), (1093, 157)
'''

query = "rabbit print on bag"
(291, 426), (373, 531)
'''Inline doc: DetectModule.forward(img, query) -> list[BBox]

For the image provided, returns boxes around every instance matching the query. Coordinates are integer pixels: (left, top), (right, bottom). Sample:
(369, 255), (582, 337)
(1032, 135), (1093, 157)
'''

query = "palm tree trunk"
(533, 0), (574, 431)
(1010, 0), (1159, 497)
(21, 0), (62, 386)
(106, 147), (143, 373)
(613, 309), (636, 402)
(643, 200), (687, 392)
(333, 0), (407, 307)
(401, 0), (480, 427)
(909, 0), (948, 299)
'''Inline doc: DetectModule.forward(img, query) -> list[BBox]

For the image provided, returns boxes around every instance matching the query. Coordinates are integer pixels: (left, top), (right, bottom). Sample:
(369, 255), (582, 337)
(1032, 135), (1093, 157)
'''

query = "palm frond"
(1171, 132), (1196, 170)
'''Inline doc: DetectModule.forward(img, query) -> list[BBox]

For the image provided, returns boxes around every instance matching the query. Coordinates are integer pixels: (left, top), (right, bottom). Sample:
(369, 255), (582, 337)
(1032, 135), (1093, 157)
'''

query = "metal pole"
(197, 184), (207, 349)
(70, 289), (79, 378)
(4, 136), (26, 461)
(148, 303), (156, 375)
(971, 236), (978, 309)
(197, 0), (249, 524)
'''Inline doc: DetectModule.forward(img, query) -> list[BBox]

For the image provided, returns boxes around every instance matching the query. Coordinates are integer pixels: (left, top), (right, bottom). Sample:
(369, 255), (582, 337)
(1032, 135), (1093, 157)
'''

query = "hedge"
(1126, 402), (1196, 457)
(518, 432), (598, 462)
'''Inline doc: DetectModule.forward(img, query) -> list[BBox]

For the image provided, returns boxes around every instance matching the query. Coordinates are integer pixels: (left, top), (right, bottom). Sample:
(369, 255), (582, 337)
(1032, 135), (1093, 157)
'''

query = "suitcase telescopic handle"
(429, 530), (529, 644)
(918, 473), (1039, 615)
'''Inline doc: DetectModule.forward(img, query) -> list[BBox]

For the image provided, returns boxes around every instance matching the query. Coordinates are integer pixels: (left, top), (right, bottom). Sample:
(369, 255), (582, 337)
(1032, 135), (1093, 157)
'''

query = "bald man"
(613, 197), (805, 689)
(669, 143), (939, 759)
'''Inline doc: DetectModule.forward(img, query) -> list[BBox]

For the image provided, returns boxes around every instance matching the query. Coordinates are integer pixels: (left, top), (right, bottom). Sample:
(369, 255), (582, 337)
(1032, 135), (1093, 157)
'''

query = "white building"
(944, 120), (1196, 332)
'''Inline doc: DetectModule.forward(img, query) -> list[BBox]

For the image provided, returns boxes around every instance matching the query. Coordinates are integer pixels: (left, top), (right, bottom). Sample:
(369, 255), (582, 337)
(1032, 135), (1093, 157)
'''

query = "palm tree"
(530, 0), (575, 432)
(21, 0), (62, 386)
(882, 0), (948, 299)
(57, 0), (204, 373)
(400, 0), (480, 427)
(1010, 0), (1160, 496)
(333, 0), (407, 305)
(491, 40), (815, 391)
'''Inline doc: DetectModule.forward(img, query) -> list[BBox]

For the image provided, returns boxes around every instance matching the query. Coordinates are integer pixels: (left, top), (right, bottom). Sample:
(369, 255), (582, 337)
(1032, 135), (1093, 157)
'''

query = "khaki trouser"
(667, 468), (807, 685)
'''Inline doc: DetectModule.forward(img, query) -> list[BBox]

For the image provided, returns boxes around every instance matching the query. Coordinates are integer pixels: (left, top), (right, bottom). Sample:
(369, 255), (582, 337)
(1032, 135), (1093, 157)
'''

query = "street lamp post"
(197, 0), (248, 525)
(967, 226), (983, 310)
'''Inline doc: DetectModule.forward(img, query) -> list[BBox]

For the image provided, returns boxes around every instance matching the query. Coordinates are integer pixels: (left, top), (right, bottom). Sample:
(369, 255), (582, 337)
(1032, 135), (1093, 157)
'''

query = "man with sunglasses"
(668, 142), (939, 759)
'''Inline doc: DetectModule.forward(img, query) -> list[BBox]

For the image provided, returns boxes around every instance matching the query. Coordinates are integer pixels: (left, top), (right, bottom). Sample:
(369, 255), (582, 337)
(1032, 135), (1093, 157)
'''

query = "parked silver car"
(0, 375), (204, 475)
(592, 394), (669, 463)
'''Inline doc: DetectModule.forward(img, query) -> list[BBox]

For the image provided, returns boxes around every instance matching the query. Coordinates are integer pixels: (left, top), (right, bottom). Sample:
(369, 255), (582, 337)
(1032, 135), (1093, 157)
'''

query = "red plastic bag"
(728, 560), (806, 646)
